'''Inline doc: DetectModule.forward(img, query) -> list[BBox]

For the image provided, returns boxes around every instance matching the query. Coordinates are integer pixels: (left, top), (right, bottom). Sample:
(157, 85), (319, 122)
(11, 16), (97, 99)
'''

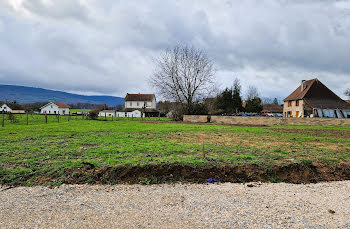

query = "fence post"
(2, 112), (4, 127)
(105, 112), (107, 121)
(45, 113), (48, 124)
(158, 112), (160, 121)
(57, 115), (60, 123)
(26, 112), (28, 125)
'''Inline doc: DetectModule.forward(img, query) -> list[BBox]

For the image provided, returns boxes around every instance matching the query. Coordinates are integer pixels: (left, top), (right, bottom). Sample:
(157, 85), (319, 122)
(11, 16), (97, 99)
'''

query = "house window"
(296, 100), (299, 106)
(51, 105), (53, 108)
(137, 102), (139, 106)
(288, 101), (292, 107)
(145, 102), (148, 107)
(130, 102), (132, 106)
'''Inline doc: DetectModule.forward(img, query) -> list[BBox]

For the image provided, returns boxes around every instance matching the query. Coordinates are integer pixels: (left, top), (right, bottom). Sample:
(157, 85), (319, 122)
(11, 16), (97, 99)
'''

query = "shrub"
(88, 109), (99, 120)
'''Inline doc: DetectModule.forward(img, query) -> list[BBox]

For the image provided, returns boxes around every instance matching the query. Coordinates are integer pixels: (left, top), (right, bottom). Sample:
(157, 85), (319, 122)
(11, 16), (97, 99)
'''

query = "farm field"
(69, 109), (92, 114)
(1, 114), (350, 186)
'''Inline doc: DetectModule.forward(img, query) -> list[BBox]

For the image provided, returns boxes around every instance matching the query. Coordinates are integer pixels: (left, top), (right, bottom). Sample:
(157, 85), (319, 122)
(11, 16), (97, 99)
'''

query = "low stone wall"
(183, 115), (208, 123)
(183, 115), (350, 126)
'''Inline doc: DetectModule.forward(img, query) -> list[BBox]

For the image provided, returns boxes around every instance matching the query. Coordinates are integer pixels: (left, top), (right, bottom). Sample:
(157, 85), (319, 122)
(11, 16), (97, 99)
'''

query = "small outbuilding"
(99, 110), (116, 117)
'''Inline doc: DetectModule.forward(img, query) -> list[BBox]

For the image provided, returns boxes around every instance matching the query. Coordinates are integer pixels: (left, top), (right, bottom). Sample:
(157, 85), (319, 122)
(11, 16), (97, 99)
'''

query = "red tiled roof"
(284, 79), (350, 109)
(284, 79), (316, 101)
(53, 102), (70, 108)
(262, 104), (283, 113)
(125, 94), (155, 101)
(345, 100), (350, 104)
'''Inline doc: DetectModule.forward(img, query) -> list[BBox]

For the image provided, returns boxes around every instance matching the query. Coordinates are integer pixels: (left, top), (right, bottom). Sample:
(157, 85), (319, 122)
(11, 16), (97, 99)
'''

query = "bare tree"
(150, 46), (216, 114)
(246, 85), (259, 100)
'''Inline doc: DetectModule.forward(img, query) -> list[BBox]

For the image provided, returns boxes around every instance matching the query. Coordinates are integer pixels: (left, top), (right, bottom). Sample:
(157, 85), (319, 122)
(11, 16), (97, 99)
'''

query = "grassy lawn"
(1, 114), (349, 185)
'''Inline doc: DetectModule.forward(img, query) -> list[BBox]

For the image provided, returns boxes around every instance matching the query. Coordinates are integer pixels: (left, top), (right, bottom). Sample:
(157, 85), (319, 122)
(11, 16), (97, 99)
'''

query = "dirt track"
(1, 181), (350, 228)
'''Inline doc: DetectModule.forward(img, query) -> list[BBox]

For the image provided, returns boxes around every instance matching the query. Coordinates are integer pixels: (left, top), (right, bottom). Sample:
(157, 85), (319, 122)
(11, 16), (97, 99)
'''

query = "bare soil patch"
(24, 162), (350, 186)
(271, 128), (350, 138)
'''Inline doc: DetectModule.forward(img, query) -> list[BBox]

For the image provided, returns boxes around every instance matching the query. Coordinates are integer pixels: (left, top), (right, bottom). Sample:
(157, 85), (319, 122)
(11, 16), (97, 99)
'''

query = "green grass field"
(0, 114), (349, 185)
(69, 109), (92, 114)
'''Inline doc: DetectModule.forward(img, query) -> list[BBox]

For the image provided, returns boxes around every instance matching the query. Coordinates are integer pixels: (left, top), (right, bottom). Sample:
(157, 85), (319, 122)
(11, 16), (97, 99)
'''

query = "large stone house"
(124, 93), (159, 117)
(283, 79), (350, 118)
(40, 102), (70, 115)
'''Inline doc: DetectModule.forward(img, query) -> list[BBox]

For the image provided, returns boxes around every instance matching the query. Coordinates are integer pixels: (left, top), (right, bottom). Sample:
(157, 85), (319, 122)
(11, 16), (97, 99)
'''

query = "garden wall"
(183, 115), (350, 126)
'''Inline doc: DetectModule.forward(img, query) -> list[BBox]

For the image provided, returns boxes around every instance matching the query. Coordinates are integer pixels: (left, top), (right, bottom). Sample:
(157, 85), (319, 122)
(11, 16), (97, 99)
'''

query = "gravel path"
(1, 181), (350, 228)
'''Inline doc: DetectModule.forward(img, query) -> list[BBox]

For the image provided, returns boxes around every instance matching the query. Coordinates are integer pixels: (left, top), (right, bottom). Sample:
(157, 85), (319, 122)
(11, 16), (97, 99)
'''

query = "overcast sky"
(1, 0), (350, 100)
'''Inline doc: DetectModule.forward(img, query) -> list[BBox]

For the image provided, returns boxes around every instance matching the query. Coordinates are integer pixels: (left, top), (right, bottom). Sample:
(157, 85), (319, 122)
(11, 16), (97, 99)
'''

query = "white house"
(40, 102), (70, 115)
(0, 104), (12, 113)
(99, 110), (116, 117)
(124, 93), (159, 117)
(115, 110), (144, 118)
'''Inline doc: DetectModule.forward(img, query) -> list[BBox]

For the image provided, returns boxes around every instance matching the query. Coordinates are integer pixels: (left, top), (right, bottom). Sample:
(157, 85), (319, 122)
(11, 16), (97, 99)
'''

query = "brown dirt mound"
(26, 162), (350, 186)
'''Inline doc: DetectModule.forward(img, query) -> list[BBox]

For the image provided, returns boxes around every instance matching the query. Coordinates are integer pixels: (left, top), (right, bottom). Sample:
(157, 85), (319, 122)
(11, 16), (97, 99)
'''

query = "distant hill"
(0, 85), (124, 106)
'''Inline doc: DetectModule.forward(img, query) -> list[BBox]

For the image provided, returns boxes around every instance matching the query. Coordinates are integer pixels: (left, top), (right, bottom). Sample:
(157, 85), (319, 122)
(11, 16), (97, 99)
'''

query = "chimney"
(301, 80), (306, 92)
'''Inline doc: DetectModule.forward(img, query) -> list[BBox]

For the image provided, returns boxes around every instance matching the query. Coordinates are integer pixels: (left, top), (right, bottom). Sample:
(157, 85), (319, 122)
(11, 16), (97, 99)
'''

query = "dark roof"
(125, 94), (155, 102)
(284, 79), (350, 109)
(262, 104), (283, 113)
(53, 102), (70, 108)
(284, 79), (317, 101)
(1, 103), (23, 110)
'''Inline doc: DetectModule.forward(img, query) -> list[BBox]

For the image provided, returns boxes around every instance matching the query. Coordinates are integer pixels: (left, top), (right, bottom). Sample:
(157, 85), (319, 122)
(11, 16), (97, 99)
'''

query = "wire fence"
(0, 112), (169, 127)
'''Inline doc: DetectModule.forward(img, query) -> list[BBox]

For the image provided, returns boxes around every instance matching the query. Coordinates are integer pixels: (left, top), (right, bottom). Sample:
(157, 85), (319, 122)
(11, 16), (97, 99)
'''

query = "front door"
(295, 111), (300, 118)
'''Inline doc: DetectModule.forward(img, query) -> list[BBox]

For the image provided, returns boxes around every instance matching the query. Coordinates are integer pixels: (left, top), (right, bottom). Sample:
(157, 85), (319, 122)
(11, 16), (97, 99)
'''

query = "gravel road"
(1, 181), (350, 228)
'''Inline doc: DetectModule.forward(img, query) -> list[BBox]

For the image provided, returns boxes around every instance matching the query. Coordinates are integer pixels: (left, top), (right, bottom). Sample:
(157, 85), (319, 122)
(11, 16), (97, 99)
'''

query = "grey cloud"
(0, 0), (349, 100)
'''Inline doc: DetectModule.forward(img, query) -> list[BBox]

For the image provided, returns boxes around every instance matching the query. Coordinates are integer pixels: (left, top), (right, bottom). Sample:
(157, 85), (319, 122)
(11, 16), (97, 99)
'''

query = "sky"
(0, 0), (350, 100)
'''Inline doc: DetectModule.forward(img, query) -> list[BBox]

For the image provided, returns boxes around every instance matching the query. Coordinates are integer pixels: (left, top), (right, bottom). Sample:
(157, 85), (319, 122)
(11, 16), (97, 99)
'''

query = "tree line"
(150, 45), (279, 120)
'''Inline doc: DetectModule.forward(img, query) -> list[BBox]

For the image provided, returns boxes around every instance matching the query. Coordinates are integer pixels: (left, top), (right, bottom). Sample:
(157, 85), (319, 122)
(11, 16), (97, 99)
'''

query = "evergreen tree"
(215, 78), (243, 114)
(245, 97), (263, 113)
(232, 79), (243, 113)
(245, 86), (263, 113)
(273, 98), (279, 105)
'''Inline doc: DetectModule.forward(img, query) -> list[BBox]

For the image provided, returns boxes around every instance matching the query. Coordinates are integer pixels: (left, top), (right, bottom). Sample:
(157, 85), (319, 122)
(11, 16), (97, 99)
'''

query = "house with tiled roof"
(40, 102), (70, 115)
(124, 93), (159, 117)
(283, 79), (350, 118)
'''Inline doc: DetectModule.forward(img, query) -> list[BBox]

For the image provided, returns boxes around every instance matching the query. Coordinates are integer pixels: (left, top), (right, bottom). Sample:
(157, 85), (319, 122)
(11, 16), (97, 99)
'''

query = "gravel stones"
(1, 181), (350, 228)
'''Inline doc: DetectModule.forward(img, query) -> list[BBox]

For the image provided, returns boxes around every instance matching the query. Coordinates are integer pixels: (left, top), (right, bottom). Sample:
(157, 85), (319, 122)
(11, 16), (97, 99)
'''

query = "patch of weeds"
(236, 178), (246, 183)
(325, 158), (340, 163)
(52, 180), (63, 186)
(301, 158), (312, 163)
(109, 178), (119, 185)
(139, 177), (151, 185)
(139, 176), (162, 185)
(85, 174), (95, 184)
(267, 177), (283, 183)
(71, 171), (79, 178)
